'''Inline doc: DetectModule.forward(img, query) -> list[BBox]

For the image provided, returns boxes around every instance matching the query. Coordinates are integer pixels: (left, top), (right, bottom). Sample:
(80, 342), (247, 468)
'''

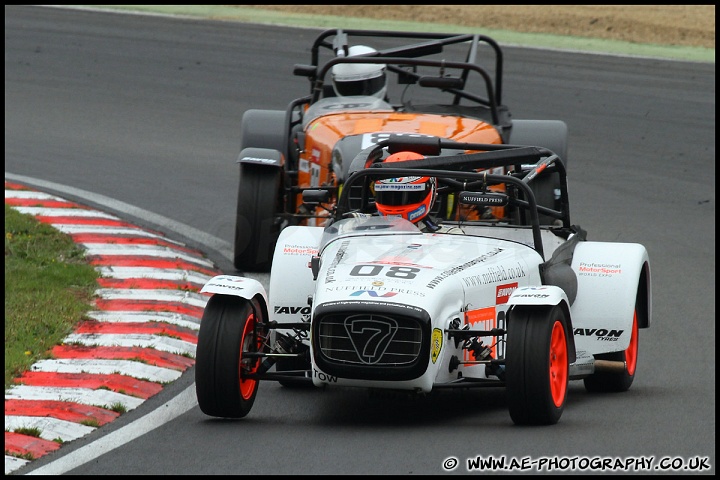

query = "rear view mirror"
(418, 76), (464, 89)
(302, 189), (331, 204)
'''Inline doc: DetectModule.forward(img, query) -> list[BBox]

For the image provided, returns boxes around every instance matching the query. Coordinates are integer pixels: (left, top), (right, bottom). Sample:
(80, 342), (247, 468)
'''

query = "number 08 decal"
(349, 265), (420, 279)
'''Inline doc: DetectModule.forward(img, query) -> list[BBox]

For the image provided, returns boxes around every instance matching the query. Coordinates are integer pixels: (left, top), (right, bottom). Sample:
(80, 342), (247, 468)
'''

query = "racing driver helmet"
(373, 151), (436, 224)
(332, 45), (387, 99)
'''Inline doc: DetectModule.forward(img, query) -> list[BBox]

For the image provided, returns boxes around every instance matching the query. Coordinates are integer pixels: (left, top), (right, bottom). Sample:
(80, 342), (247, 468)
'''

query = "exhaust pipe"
(593, 359), (626, 374)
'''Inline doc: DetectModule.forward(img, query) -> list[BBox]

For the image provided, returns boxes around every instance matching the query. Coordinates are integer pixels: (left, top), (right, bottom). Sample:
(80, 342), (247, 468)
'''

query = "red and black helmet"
(373, 151), (436, 224)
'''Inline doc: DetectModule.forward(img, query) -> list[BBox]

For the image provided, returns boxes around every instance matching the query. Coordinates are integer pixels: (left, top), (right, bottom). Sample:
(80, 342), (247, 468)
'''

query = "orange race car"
(233, 29), (568, 271)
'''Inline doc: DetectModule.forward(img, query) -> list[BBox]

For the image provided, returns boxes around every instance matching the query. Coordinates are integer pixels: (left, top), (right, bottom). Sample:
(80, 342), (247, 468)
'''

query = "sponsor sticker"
(496, 282), (518, 304)
(407, 205), (427, 222)
(374, 180), (426, 191)
(431, 328), (443, 364)
(464, 306), (497, 360)
(349, 290), (398, 298)
(283, 244), (318, 256)
(299, 158), (309, 173)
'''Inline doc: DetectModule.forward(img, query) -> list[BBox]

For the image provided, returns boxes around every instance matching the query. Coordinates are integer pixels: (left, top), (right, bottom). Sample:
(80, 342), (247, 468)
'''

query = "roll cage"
(304, 137), (572, 261)
(284, 29), (513, 165)
(296, 29), (505, 113)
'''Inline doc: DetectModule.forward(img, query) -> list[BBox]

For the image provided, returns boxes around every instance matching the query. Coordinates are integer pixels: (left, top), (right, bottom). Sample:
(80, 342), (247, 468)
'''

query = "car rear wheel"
(507, 119), (568, 225)
(530, 173), (560, 225)
(195, 294), (266, 418)
(583, 307), (639, 393)
(233, 163), (282, 272)
(239, 109), (287, 153)
(506, 305), (569, 425)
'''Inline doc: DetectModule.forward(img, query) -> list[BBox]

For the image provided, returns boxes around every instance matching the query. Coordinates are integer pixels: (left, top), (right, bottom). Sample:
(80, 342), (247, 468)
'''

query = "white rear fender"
(570, 242), (650, 355)
(201, 275), (268, 304)
(269, 225), (324, 324)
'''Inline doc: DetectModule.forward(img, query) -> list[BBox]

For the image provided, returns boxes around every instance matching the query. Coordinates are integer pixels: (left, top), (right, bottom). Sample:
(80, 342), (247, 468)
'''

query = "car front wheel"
(195, 294), (266, 418)
(506, 305), (570, 425)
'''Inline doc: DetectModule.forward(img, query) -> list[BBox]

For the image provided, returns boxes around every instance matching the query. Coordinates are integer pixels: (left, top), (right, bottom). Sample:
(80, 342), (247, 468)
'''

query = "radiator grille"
(317, 313), (423, 366)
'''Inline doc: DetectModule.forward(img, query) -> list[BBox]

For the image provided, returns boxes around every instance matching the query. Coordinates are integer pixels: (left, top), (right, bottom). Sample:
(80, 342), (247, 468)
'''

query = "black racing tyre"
(529, 173), (560, 226)
(234, 108), (288, 272)
(583, 306), (639, 393)
(239, 109), (287, 152)
(506, 305), (570, 425)
(195, 295), (266, 418)
(233, 163), (282, 272)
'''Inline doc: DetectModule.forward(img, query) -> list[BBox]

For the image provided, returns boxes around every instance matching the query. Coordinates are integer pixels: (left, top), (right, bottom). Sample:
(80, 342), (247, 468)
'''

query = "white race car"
(195, 137), (651, 425)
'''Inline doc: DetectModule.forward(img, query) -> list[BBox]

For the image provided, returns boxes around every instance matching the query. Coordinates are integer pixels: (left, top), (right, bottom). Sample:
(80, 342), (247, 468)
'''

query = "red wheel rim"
(625, 310), (639, 376)
(238, 311), (260, 400)
(549, 320), (568, 407)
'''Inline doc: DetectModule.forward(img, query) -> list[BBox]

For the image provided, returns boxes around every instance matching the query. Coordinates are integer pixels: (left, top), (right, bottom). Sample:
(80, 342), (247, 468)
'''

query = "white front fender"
(200, 275), (268, 304)
(507, 285), (569, 307)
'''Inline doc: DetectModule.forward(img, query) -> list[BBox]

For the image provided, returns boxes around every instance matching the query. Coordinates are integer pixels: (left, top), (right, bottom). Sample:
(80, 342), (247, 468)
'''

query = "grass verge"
(4, 203), (100, 390)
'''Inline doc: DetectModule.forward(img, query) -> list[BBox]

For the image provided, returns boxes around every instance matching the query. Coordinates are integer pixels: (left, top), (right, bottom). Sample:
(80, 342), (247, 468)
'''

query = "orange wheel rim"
(549, 320), (568, 407)
(239, 311), (260, 400)
(625, 311), (639, 376)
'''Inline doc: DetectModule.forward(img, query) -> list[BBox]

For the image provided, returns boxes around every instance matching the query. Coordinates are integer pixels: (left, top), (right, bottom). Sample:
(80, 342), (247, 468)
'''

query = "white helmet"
(332, 45), (387, 99)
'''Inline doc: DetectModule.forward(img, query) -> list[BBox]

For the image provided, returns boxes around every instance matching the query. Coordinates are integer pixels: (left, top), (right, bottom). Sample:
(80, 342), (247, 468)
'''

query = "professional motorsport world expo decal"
(4, 180), (222, 475)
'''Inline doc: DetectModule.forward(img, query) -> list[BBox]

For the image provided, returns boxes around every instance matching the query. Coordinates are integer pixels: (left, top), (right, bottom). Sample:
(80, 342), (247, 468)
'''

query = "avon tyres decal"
(573, 328), (624, 341)
(202, 275), (247, 292)
(274, 305), (311, 322)
(274, 306), (311, 315)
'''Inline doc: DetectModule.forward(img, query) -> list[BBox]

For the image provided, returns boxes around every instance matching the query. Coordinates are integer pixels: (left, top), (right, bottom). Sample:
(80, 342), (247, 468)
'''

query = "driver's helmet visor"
(334, 73), (386, 97)
(374, 177), (430, 206)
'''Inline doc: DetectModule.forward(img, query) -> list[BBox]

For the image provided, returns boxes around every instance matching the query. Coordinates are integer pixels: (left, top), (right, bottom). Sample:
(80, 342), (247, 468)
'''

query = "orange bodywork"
(296, 110), (504, 225)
